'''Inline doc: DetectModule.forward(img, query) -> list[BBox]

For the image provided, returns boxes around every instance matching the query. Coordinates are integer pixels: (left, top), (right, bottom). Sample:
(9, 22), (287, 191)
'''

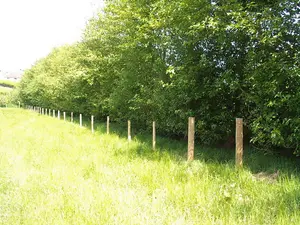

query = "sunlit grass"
(0, 86), (12, 93)
(0, 108), (299, 224)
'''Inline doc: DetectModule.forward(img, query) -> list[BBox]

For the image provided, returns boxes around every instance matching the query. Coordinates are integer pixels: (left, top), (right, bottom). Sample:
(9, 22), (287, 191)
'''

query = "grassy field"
(0, 86), (13, 94)
(0, 108), (299, 225)
(0, 79), (18, 88)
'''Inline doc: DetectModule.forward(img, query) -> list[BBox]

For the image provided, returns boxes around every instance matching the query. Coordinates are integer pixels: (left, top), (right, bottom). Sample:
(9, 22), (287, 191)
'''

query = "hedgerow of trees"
(17, 0), (300, 155)
(0, 80), (18, 107)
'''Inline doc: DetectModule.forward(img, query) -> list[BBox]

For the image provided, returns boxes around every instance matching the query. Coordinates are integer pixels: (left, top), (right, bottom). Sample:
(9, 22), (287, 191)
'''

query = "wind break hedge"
(17, 0), (300, 155)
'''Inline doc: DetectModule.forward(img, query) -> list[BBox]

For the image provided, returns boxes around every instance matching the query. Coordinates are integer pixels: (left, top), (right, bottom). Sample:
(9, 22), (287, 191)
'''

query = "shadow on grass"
(105, 121), (299, 175)
(50, 114), (300, 177)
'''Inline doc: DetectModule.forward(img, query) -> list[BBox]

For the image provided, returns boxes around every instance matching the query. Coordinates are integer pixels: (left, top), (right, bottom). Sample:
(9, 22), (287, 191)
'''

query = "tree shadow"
(60, 117), (300, 177)
(115, 122), (300, 176)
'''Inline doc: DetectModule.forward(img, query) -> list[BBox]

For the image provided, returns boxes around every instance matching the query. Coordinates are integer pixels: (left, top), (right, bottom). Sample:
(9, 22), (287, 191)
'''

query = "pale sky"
(0, 0), (104, 71)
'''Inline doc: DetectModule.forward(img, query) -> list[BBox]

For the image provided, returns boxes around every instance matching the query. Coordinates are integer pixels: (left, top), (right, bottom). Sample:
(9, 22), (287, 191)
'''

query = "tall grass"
(0, 108), (299, 224)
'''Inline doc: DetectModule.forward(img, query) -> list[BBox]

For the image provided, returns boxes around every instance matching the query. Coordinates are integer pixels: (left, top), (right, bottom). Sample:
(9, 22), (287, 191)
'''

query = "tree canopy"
(17, 0), (300, 155)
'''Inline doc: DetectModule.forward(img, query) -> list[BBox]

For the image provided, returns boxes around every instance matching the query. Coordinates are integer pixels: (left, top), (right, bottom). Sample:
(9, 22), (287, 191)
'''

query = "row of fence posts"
(25, 106), (244, 168)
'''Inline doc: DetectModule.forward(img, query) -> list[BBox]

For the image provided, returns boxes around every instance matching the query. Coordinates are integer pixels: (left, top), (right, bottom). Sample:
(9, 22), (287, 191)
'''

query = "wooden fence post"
(236, 118), (243, 168)
(71, 112), (73, 122)
(58, 110), (60, 120)
(107, 116), (110, 134)
(45, 109), (48, 115)
(91, 115), (94, 133)
(188, 117), (195, 161)
(128, 120), (131, 141)
(63, 112), (66, 121)
(153, 121), (156, 150)
(80, 114), (82, 127)
(53, 110), (55, 118)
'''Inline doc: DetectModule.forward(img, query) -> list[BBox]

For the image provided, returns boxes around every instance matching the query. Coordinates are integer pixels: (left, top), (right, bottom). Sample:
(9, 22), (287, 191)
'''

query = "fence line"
(26, 105), (244, 166)
(152, 121), (156, 151)
(188, 117), (195, 161)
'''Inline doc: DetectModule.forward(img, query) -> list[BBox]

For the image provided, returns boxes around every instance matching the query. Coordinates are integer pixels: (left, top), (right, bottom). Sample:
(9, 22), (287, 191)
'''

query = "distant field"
(0, 108), (299, 224)
(0, 86), (13, 93)
(0, 79), (18, 88)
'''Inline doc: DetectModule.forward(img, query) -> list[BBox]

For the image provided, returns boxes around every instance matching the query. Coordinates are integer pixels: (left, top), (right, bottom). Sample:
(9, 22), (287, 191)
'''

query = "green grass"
(0, 108), (299, 225)
(0, 86), (13, 94)
(0, 79), (18, 89)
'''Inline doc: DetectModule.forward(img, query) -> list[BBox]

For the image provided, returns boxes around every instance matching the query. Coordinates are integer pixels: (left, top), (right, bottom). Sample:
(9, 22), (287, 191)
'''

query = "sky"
(0, 0), (104, 72)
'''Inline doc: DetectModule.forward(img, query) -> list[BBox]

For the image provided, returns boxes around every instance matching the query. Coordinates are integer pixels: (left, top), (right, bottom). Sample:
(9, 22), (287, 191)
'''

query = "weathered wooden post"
(107, 116), (110, 134)
(45, 108), (48, 115)
(128, 120), (131, 142)
(153, 121), (156, 150)
(71, 112), (73, 122)
(188, 117), (195, 161)
(80, 114), (82, 127)
(236, 118), (243, 168)
(91, 115), (94, 133)
(63, 112), (66, 121)
(53, 110), (55, 118)
(58, 110), (60, 120)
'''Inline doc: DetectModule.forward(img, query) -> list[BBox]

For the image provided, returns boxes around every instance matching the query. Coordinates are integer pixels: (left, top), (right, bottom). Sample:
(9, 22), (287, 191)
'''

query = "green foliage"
(17, 0), (300, 155)
(0, 85), (16, 107)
